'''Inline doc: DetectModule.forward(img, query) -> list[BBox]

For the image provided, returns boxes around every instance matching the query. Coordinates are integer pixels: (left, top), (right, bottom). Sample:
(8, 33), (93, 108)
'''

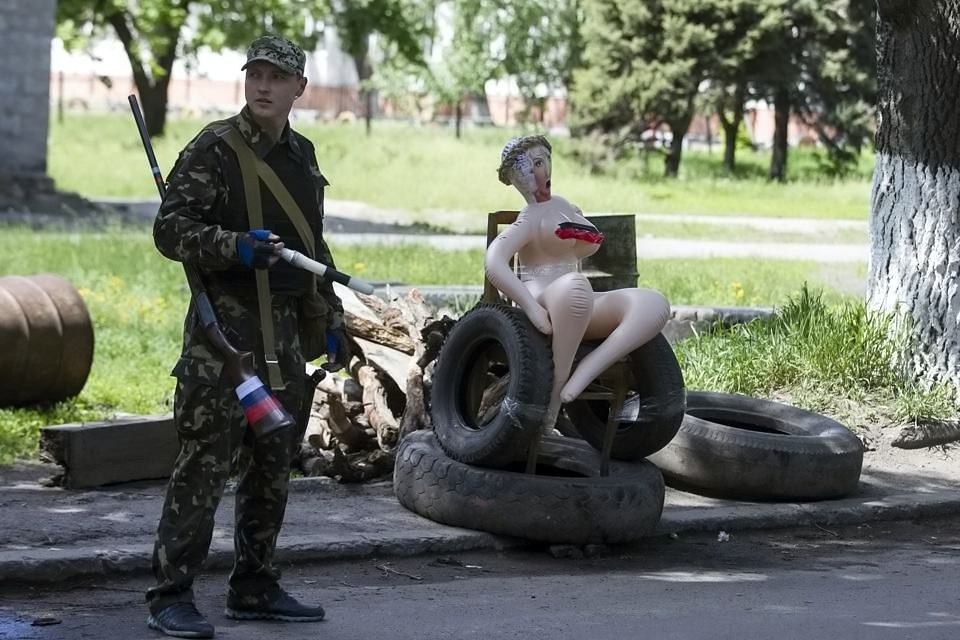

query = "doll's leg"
(560, 288), (670, 403)
(534, 272), (594, 428)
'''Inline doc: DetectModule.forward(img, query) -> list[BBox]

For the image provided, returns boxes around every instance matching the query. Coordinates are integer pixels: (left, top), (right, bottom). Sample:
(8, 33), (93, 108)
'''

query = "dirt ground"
(851, 418), (958, 490)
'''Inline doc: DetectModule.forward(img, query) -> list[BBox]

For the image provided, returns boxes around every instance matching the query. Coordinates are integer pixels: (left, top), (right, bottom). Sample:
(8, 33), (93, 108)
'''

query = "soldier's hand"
(322, 328), (352, 372)
(237, 229), (284, 269)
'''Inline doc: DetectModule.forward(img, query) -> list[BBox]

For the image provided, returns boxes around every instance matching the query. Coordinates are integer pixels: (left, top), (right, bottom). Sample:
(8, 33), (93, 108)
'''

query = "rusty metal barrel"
(583, 214), (638, 292)
(0, 274), (94, 406)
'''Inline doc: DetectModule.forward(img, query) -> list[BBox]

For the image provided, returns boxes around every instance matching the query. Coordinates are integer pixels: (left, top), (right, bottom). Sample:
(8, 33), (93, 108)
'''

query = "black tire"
(647, 391), (864, 500)
(394, 430), (664, 544)
(431, 304), (553, 468)
(564, 333), (686, 460)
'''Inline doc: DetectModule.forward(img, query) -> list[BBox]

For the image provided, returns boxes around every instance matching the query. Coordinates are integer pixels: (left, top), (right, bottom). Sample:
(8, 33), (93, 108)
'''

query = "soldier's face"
(245, 61), (307, 124)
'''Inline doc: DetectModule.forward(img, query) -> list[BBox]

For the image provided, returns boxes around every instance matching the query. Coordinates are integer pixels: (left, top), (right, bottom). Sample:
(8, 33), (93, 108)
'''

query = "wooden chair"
(482, 211), (629, 476)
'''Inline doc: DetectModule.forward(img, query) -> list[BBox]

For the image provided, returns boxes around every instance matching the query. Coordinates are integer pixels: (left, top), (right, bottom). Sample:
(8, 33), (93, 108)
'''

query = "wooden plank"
(484, 211), (519, 303)
(354, 336), (411, 391)
(40, 414), (178, 488)
(334, 282), (382, 323)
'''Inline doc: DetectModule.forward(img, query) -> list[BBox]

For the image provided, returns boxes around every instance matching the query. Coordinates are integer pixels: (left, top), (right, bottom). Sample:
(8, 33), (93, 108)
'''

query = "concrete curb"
(3, 487), (958, 585)
(657, 489), (960, 536)
(0, 528), (512, 585)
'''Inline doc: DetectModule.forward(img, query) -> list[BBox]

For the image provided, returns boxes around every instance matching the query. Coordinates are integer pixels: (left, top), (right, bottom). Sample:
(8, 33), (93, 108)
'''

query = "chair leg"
(525, 434), (541, 474)
(600, 376), (627, 477)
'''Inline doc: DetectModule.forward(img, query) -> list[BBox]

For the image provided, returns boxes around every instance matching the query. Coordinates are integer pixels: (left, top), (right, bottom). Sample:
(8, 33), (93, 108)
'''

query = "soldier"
(146, 35), (349, 639)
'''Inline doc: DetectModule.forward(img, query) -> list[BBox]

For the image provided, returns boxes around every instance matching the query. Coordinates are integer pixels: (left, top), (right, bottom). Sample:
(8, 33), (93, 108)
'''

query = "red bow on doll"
(555, 222), (604, 244)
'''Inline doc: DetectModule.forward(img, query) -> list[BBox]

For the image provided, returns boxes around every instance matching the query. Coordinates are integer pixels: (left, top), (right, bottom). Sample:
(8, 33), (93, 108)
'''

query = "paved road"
(322, 231), (867, 262)
(89, 198), (869, 262)
(323, 199), (868, 234)
(323, 200), (870, 262)
(2, 516), (958, 640)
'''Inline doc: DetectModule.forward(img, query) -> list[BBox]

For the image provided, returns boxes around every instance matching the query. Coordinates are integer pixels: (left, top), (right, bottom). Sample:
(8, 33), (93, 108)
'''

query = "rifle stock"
(128, 94), (294, 439)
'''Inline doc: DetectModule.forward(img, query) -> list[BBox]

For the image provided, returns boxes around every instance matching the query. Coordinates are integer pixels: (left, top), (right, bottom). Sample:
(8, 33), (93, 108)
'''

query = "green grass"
(0, 228), (184, 462)
(0, 228), (868, 462)
(675, 286), (958, 429)
(4, 112), (878, 462)
(48, 113), (872, 225)
(339, 244), (865, 305)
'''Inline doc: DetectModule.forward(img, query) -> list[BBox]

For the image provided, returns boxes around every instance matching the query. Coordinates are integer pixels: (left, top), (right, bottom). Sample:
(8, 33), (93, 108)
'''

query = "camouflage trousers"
(145, 366), (307, 614)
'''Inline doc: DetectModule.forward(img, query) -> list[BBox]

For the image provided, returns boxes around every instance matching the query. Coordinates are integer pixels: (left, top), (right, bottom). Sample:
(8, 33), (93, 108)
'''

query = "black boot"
(225, 589), (325, 622)
(147, 602), (215, 638)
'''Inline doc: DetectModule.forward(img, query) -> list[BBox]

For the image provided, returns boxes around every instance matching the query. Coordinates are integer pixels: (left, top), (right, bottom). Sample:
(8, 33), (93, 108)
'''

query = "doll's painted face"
(510, 144), (552, 203)
(527, 145), (552, 203)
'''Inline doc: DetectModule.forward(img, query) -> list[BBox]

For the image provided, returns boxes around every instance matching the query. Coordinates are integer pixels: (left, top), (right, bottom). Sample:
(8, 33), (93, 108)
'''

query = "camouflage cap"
(241, 35), (305, 75)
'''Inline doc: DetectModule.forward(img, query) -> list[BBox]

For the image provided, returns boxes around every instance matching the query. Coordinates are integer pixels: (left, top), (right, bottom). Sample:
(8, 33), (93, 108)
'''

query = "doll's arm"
(484, 219), (552, 334)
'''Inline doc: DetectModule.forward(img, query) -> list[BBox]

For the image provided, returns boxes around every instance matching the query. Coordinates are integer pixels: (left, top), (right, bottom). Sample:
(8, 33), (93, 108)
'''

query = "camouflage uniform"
(146, 64), (342, 613)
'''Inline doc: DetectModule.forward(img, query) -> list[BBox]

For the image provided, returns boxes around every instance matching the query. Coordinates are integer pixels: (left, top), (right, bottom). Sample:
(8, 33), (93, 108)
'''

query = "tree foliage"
(395, 0), (583, 135)
(56, 0), (428, 136)
(332, 0), (431, 133)
(425, 0), (502, 136)
(497, 0), (583, 122)
(572, 0), (752, 176)
(570, 0), (875, 178)
(747, 0), (875, 179)
(791, 1), (875, 177)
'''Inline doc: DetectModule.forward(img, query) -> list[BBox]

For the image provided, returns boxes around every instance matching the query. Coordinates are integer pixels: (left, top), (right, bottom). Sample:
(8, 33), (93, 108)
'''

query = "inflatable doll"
(485, 135), (671, 430)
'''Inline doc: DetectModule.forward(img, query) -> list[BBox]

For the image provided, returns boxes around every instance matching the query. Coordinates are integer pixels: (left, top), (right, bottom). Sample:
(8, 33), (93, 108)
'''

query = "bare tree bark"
(664, 99), (694, 178)
(718, 82), (746, 174)
(351, 43), (374, 136)
(867, 1), (960, 388)
(107, 9), (184, 137)
(455, 99), (462, 139)
(769, 87), (790, 182)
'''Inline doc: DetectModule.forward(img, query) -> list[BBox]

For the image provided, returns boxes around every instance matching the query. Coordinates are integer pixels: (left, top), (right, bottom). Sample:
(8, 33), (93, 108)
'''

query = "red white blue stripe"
(235, 376), (283, 425)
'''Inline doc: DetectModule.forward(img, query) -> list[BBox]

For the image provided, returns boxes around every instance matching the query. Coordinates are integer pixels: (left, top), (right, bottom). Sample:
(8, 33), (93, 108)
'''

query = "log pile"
(296, 285), (456, 482)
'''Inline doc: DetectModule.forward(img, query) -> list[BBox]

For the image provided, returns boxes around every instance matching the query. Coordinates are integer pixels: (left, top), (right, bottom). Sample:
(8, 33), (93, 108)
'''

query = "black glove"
(237, 229), (281, 269)
(322, 328), (352, 372)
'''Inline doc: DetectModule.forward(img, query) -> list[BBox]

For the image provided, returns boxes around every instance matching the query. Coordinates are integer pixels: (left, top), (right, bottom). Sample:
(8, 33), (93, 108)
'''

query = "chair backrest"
(484, 210), (637, 303)
(483, 210), (520, 303)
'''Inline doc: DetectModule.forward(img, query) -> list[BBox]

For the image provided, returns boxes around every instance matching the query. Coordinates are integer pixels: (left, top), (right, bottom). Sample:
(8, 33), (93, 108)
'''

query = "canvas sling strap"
(215, 124), (318, 391)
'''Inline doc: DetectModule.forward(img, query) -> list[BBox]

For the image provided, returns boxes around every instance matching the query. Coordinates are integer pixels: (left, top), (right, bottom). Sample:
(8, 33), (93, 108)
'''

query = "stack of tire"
(394, 303), (868, 541)
(393, 304), (687, 545)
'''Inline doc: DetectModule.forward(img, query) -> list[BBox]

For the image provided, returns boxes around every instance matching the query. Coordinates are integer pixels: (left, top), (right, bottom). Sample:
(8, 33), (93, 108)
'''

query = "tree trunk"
(721, 118), (737, 172)
(137, 79), (171, 138)
(664, 111), (693, 178)
(364, 89), (374, 136)
(351, 45), (373, 136)
(455, 99), (462, 139)
(718, 83), (745, 173)
(868, 0), (960, 388)
(107, 10), (181, 137)
(769, 87), (790, 181)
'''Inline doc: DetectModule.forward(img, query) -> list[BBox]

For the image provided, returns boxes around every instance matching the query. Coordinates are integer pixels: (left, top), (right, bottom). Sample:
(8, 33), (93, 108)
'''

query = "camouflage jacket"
(155, 107), (344, 384)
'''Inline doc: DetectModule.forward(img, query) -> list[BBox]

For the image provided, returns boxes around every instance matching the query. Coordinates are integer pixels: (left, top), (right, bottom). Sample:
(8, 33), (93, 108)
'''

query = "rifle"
(279, 248), (374, 295)
(128, 95), (295, 439)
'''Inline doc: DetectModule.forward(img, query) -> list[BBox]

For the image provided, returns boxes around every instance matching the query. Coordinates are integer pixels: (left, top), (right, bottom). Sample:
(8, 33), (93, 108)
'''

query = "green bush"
(676, 285), (957, 425)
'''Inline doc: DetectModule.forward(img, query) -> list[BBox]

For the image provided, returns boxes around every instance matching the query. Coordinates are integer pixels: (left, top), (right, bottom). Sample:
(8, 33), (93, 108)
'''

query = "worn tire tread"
(395, 431), (664, 544)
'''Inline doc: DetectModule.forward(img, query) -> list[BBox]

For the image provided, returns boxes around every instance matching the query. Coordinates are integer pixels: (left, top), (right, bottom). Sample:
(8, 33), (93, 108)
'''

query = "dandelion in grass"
(353, 262), (366, 273)
(107, 275), (124, 293)
(730, 281), (746, 304)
